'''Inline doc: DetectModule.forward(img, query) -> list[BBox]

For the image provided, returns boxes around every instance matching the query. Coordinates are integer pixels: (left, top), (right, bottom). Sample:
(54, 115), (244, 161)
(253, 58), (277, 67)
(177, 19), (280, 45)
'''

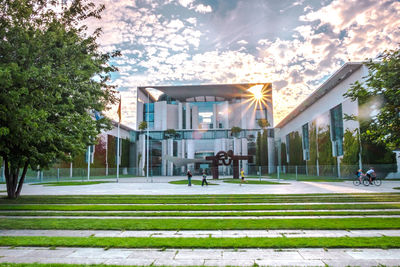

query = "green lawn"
(0, 217), (399, 230)
(1, 203), (399, 211)
(2, 210), (400, 217)
(2, 193), (400, 204)
(168, 180), (218, 185)
(269, 173), (347, 182)
(1, 236), (399, 249)
(31, 181), (111, 186)
(222, 179), (287, 185)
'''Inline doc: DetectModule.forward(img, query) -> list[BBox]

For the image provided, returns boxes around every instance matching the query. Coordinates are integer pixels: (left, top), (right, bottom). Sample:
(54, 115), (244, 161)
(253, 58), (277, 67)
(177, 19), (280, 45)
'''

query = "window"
(330, 104), (344, 156)
(144, 103), (154, 130)
(302, 123), (310, 160)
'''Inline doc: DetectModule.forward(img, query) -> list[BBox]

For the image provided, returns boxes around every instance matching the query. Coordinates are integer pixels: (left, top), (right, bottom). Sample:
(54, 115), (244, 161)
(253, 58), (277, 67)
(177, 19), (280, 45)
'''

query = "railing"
(0, 164), (398, 183)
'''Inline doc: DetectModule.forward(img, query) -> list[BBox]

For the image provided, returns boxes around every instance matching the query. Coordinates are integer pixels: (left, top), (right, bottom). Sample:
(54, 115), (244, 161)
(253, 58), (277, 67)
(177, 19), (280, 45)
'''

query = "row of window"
(285, 104), (344, 160)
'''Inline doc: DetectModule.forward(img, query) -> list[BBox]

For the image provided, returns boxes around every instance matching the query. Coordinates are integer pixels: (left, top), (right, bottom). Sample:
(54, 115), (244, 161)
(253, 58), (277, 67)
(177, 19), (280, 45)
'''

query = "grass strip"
(2, 210), (400, 217)
(2, 193), (400, 204)
(0, 217), (399, 230)
(222, 180), (287, 185)
(168, 180), (218, 185)
(1, 203), (400, 211)
(1, 236), (400, 249)
(31, 181), (111, 186)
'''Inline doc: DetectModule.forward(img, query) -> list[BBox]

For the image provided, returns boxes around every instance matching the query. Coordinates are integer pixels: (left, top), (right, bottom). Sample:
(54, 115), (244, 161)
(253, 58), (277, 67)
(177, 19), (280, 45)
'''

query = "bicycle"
(353, 176), (363, 186)
(362, 176), (382, 186)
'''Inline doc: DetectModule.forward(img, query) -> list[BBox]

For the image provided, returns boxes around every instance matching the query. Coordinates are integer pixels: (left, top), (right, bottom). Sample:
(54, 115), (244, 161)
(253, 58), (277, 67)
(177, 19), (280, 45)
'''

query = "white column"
(187, 139), (195, 171)
(139, 134), (146, 176)
(167, 139), (174, 176)
(213, 104), (217, 129)
(268, 135), (275, 173)
(185, 103), (191, 130)
(180, 139), (186, 173)
(161, 140), (167, 176)
(191, 105), (199, 129)
(224, 101), (229, 129)
(241, 138), (248, 174)
(178, 102), (183, 130)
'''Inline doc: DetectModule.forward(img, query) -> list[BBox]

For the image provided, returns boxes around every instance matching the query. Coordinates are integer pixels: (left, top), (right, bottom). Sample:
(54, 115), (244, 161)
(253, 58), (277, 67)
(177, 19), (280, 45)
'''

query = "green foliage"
(107, 135), (116, 169)
(164, 129), (178, 139)
(257, 119), (270, 129)
(138, 121), (147, 131)
(280, 143), (288, 166)
(341, 129), (360, 165)
(121, 138), (130, 168)
(256, 132), (261, 166)
(317, 126), (336, 166)
(230, 126), (242, 137)
(260, 130), (268, 167)
(288, 131), (304, 166)
(308, 121), (318, 166)
(0, 0), (119, 198)
(344, 47), (400, 150)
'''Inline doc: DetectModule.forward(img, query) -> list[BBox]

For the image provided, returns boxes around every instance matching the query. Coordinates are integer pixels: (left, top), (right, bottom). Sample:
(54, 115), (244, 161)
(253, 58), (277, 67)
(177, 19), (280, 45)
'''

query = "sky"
(86, 0), (400, 129)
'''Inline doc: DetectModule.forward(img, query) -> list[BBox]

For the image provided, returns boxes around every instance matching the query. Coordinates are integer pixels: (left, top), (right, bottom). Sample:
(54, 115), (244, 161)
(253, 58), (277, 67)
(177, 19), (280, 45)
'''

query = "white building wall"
(186, 139), (195, 171)
(161, 140), (167, 176)
(167, 104), (178, 130)
(167, 139), (173, 175)
(178, 102), (183, 130)
(213, 104), (217, 129)
(185, 103), (191, 130)
(154, 101), (167, 130)
(277, 65), (368, 139)
(191, 105), (199, 129)
(136, 102), (144, 129)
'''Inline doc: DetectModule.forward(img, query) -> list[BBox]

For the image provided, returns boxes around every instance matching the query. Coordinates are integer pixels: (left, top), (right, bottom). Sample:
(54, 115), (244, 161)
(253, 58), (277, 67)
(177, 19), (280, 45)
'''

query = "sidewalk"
(1, 247), (399, 266)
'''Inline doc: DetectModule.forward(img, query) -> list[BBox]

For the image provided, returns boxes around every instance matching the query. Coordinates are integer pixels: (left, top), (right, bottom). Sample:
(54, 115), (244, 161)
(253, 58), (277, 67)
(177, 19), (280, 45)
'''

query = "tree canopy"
(0, 0), (119, 198)
(344, 47), (400, 150)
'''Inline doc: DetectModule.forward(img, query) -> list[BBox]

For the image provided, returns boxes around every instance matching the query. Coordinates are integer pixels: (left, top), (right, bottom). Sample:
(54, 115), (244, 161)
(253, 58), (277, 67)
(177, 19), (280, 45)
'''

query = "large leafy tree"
(0, 0), (119, 198)
(344, 47), (400, 150)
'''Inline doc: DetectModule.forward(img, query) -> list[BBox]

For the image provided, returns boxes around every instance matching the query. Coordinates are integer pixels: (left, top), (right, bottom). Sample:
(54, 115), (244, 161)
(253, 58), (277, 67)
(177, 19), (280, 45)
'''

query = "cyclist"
(356, 169), (364, 183)
(366, 167), (376, 184)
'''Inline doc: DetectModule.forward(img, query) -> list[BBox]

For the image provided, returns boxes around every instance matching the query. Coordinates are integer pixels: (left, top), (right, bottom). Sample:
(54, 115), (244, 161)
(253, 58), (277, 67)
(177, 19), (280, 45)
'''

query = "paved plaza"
(1, 177), (399, 195)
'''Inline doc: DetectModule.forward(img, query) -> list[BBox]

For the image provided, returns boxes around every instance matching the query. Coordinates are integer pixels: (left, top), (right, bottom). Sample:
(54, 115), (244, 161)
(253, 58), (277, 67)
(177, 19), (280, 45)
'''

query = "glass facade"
(330, 104), (344, 156)
(144, 103), (154, 129)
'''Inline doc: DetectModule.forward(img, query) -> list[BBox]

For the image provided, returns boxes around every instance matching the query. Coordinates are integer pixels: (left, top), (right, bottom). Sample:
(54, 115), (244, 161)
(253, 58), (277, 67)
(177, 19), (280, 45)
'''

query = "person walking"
(202, 170), (208, 186)
(240, 168), (247, 186)
(187, 170), (192, 186)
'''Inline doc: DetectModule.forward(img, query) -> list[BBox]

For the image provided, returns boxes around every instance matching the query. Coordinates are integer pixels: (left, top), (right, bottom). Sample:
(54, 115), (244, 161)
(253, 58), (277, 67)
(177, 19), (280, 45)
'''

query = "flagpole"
(146, 91), (150, 183)
(116, 122), (120, 183)
(87, 145), (90, 181)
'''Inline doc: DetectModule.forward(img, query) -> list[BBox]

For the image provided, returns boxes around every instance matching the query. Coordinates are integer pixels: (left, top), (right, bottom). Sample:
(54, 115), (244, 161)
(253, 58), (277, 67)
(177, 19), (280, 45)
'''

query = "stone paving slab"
(1, 247), (400, 266)
(2, 229), (400, 238)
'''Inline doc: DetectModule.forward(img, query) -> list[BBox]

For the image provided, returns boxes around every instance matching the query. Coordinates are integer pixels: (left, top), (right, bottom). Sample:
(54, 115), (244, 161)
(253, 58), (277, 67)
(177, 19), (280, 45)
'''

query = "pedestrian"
(187, 170), (192, 186)
(202, 170), (208, 186)
(240, 168), (247, 186)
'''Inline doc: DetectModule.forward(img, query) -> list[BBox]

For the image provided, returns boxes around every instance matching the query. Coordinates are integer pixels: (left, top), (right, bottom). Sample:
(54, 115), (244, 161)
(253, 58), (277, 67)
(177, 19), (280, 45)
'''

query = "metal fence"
(0, 164), (398, 183)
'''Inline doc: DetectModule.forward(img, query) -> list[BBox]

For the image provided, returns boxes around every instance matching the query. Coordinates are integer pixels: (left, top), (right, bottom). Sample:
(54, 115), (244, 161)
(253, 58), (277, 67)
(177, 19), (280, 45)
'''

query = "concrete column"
(161, 140), (167, 176)
(224, 101), (229, 129)
(180, 139), (186, 174)
(268, 137), (275, 173)
(187, 139), (195, 171)
(167, 139), (174, 176)
(185, 103), (191, 130)
(139, 134), (146, 176)
(213, 104), (217, 129)
(191, 105), (199, 129)
(178, 102), (183, 130)
(241, 138), (248, 174)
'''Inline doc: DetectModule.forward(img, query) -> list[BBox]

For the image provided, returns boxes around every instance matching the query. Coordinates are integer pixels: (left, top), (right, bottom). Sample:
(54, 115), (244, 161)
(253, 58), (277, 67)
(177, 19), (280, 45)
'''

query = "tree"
(0, 0), (119, 198)
(230, 126), (242, 137)
(257, 119), (270, 129)
(164, 129), (178, 139)
(138, 121), (148, 131)
(344, 47), (400, 150)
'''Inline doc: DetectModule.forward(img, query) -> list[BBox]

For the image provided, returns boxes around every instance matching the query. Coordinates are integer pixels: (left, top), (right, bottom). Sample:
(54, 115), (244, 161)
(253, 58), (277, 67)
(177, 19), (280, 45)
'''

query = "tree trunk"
(4, 157), (29, 199)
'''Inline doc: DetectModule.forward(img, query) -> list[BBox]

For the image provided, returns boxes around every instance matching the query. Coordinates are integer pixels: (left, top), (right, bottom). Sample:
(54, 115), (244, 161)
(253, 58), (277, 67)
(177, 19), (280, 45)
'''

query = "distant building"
(135, 84), (274, 176)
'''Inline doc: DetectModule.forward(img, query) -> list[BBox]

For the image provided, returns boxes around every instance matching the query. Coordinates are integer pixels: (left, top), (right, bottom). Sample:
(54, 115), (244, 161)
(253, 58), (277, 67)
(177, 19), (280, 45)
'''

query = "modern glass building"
(136, 83), (274, 176)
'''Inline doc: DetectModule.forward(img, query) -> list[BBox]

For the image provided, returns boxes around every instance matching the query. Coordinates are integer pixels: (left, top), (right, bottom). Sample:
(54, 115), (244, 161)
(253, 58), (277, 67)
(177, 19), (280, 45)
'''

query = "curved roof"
(138, 83), (271, 102)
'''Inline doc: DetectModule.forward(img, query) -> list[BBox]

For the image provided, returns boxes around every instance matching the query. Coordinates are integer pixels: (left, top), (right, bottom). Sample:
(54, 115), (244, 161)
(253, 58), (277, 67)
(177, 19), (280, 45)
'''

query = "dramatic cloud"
(90, 0), (399, 128)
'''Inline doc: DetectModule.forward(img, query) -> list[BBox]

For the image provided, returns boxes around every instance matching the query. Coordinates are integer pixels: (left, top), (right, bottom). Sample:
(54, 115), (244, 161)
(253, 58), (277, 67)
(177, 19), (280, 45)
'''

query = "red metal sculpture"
(206, 150), (253, 179)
